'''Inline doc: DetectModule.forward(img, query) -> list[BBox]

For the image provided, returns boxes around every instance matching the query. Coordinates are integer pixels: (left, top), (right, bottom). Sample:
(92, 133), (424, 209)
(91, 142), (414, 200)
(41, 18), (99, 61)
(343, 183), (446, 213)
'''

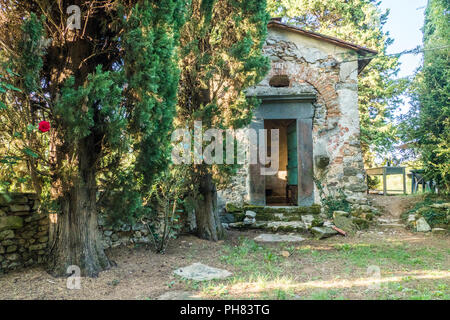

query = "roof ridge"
(268, 20), (378, 55)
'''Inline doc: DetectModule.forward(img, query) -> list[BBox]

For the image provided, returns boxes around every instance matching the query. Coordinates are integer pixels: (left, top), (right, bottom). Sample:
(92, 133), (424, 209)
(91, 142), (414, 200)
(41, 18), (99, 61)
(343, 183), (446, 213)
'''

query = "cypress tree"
(0, 0), (185, 276)
(176, 0), (270, 240)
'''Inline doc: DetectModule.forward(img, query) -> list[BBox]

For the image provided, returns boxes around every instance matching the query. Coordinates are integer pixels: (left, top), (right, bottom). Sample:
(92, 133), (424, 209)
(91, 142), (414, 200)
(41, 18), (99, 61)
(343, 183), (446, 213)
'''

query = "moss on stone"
(242, 204), (321, 215)
(312, 217), (324, 227)
(333, 216), (357, 234)
(352, 218), (370, 230)
(226, 203), (243, 213)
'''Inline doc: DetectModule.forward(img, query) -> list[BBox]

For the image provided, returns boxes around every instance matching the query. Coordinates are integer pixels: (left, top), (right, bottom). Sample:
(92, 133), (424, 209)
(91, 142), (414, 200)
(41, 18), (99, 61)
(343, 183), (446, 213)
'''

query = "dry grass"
(0, 196), (448, 300)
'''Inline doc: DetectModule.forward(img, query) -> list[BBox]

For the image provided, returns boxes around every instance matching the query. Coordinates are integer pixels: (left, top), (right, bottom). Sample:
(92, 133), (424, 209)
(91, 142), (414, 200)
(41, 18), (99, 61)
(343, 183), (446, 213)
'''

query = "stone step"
(230, 205), (321, 223)
(228, 220), (308, 233)
(227, 203), (320, 215)
(379, 223), (405, 228)
(254, 234), (306, 243)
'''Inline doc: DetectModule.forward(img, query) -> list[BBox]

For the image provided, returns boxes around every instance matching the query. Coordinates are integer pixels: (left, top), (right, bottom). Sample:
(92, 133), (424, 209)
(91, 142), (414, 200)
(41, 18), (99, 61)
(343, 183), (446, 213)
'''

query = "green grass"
(219, 237), (283, 276)
(307, 289), (345, 300)
(381, 282), (450, 300)
(177, 237), (449, 300)
(295, 243), (446, 270)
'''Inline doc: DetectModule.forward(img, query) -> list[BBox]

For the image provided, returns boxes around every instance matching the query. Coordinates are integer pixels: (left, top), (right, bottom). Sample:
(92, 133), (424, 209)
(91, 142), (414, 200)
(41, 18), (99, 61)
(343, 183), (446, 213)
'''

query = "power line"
(338, 45), (450, 63)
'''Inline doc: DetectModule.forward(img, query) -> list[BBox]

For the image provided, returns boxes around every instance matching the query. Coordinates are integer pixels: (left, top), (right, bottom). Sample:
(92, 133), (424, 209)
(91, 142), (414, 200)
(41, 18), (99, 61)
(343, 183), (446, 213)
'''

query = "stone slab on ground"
(173, 263), (232, 281)
(156, 291), (200, 300)
(432, 228), (447, 235)
(416, 217), (431, 232)
(254, 234), (305, 243)
(311, 227), (338, 239)
(266, 221), (307, 232)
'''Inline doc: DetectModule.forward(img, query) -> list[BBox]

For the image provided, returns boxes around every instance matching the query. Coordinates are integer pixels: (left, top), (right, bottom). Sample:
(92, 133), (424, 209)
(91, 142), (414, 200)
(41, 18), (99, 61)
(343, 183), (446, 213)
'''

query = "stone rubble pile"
(404, 202), (449, 234)
(225, 203), (377, 239)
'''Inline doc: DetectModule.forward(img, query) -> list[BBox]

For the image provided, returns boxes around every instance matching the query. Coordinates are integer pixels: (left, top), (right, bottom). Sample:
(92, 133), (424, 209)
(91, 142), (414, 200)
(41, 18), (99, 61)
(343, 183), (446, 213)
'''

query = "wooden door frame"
(249, 94), (315, 207)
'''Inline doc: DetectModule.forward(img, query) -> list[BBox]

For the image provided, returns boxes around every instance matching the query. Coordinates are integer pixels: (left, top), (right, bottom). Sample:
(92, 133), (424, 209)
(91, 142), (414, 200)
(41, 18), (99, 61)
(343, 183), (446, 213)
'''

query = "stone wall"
(218, 25), (369, 213)
(98, 216), (152, 249)
(98, 209), (195, 249)
(0, 193), (48, 273)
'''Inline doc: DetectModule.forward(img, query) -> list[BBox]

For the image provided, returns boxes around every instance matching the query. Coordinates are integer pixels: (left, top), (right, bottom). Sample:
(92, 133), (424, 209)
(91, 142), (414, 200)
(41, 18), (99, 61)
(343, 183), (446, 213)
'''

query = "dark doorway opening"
(264, 119), (298, 206)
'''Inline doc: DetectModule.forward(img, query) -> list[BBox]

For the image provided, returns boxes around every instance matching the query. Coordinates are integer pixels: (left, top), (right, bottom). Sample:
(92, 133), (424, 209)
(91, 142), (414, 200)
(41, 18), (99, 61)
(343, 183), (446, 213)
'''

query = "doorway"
(264, 119), (298, 206)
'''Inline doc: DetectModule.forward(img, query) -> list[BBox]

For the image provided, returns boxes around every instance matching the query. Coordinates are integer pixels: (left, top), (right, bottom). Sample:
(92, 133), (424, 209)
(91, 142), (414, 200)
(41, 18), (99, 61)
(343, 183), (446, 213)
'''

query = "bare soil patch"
(369, 194), (423, 218)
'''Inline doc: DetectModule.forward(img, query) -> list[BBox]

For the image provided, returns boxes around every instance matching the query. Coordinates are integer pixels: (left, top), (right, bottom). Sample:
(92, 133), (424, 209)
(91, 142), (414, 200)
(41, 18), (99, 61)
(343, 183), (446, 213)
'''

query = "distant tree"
(268, 0), (405, 165)
(0, 0), (185, 276)
(176, 0), (270, 241)
(400, 0), (449, 192)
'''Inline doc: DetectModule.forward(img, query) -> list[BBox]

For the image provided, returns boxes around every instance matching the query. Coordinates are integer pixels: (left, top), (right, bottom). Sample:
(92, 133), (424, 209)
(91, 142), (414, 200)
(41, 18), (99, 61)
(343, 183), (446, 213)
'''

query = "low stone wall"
(0, 193), (48, 273)
(98, 216), (152, 249)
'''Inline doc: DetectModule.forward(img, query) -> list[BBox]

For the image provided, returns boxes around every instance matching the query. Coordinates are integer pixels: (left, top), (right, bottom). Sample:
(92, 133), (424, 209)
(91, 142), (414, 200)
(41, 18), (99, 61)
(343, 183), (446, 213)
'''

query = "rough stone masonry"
(0, 193), (48, 273)
(218, 19), (377, 213)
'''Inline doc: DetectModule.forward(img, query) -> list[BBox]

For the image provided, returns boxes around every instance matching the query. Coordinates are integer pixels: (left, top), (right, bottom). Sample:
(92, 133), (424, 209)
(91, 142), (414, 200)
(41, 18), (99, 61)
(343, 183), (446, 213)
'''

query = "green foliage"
(122, 1), (186, 187)
(0, 1), (186, 214)
(142, 170), (186, 253)
(17, 13), (46, 94)
(55, 66), (123, 144)
(400, 0), (450, 193)
(315, 178), (351, 217)
(268, 0), (404, 164)
(175, 0), (270, 236)
(404, 194), (449, 227)
(177, 0), (270, 149)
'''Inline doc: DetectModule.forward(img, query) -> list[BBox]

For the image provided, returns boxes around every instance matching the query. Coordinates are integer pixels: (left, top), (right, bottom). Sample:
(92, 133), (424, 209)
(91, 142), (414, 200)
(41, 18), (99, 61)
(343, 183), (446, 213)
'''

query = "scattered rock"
(301, 215), (315, 229)
(254, 234), (305, 243)
(333, 211), (349, 219)
(323, 221), (334, 228)
(430, 203), (450, 209)
(245, 210), (257, 218)
(432, 228), (447, 235)
(311, 227), (338, 239)
(281, 251), (290, 258)
(334, 216), (357, 234)
(243, 217), (256, 225)
(173, 263), (232, 281)
(416, 217), (431, 232)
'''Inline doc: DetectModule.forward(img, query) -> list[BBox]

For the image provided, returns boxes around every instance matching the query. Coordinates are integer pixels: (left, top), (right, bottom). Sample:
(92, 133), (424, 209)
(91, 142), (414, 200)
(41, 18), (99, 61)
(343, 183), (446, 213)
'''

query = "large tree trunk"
(195, 172), (225, 241)
(47, 135), (110, 277)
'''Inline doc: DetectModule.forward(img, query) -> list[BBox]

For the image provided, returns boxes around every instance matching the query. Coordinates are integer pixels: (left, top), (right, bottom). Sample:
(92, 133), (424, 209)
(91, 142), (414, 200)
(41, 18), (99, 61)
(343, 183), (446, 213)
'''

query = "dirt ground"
(0, 195), (448, 300)
(368, 194), (423, 218)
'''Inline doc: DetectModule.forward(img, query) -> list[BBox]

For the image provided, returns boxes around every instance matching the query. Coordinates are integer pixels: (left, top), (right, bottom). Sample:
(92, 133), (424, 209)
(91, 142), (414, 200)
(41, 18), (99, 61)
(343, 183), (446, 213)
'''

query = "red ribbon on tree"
(38, 121), (50, 133)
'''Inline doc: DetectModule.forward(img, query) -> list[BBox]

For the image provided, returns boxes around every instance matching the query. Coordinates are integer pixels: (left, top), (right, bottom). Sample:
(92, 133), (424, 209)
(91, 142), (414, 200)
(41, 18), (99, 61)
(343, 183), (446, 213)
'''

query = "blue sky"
(375, 1), (427, 163)
(380, 0), (427, 78)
